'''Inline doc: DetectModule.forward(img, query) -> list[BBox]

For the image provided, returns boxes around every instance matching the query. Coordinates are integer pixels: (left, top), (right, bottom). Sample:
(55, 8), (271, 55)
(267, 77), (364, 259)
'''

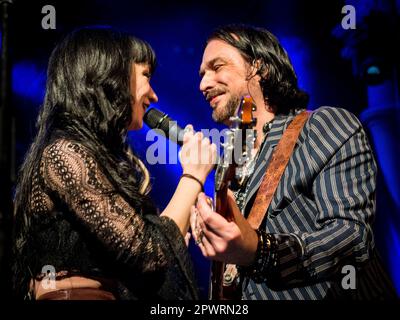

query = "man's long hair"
(207, 24), (309, 114)
(12, 27), (157, 297)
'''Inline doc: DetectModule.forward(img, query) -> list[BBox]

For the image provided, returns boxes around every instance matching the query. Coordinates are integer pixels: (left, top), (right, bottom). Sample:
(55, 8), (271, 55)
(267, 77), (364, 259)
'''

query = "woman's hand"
(161, 126), (217, 235)
(189, 191), (258, 266)
(184, 232), (191, 247)
(179, 125), (217, 184)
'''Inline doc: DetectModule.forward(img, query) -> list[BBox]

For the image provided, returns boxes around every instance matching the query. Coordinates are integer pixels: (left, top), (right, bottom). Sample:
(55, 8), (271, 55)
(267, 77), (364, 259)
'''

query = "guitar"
(210, 95), (257, 300)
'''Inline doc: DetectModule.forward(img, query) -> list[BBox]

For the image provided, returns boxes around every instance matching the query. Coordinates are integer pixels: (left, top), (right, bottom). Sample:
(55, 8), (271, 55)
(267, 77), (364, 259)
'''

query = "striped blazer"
(236, 106), (395, 299)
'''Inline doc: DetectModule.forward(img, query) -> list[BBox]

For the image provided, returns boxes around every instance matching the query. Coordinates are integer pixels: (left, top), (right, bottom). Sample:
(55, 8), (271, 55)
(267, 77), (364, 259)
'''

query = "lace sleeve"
(40, 139), (171, 275)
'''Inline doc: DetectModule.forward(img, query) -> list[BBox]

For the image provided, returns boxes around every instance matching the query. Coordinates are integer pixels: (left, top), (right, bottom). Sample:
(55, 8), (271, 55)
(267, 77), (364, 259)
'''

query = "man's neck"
(253, 100), (275, 148)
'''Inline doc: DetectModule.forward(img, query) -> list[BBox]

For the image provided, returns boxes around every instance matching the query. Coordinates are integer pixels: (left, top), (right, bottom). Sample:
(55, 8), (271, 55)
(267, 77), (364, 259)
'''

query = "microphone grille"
(144, 108), (175, 135)
(143, 108), (164, 129)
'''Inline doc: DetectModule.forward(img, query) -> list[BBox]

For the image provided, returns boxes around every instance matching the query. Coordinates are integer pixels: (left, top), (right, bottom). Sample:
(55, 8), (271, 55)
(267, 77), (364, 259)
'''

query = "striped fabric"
(237, 106), (396, 300)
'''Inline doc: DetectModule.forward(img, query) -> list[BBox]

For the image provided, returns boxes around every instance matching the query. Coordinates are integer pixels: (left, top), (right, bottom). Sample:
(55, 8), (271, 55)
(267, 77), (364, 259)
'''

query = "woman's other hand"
(179, 125), (217, 183)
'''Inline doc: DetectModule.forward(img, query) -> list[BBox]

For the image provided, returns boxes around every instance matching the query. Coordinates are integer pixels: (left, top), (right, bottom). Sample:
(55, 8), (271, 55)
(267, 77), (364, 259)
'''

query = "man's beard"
(212, 94), (241, 123)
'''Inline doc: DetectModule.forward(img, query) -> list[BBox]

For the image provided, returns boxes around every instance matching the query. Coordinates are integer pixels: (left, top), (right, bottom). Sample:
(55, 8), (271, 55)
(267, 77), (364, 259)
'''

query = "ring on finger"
(195, 229), (204, 245)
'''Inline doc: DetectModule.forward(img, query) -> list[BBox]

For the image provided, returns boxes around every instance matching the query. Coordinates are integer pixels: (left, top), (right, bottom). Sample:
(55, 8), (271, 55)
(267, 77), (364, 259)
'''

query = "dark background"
(1, 0), (399, 299)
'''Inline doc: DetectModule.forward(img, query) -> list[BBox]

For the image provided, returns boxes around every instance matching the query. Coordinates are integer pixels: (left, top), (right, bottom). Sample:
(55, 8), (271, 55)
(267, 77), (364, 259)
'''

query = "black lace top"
(16, 139), (198, 300)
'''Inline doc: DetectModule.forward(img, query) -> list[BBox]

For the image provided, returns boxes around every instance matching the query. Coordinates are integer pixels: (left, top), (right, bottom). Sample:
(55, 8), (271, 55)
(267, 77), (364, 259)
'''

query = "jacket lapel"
(243, 112), (296, 212)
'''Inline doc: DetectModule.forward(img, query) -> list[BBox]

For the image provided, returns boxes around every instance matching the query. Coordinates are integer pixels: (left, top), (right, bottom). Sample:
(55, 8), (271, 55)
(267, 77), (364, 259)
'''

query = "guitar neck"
(210, 185), (230, 300)
(215, 185), (233, 221)
(209, 95), (256, 300)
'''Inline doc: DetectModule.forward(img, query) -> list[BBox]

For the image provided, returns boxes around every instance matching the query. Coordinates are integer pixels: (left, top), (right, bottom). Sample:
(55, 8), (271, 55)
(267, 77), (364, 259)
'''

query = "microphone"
(143, 108), (186, 146)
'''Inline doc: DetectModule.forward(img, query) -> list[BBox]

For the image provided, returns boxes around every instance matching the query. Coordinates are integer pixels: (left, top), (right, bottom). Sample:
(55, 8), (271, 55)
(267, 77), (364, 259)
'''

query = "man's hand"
(190, 192), (258, 266)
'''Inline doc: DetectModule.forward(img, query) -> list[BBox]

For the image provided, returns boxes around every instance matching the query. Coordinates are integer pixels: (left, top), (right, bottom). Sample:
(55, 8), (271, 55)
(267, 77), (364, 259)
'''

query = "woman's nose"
(149, 87), (158, 103)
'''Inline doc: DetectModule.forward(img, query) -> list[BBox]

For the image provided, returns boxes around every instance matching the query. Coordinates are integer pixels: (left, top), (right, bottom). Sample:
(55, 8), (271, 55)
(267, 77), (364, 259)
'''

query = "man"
(191, 24), (396, 299)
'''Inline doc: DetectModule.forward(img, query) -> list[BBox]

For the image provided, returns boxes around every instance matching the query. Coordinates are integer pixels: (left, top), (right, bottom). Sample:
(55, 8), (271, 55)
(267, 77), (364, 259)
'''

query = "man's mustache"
(205, 89), (226, 102)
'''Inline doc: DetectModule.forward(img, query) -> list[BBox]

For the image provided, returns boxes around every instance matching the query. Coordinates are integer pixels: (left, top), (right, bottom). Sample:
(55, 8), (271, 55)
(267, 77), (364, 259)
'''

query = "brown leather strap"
(247, 111), (309, 229)
(37, 287), (116, 300)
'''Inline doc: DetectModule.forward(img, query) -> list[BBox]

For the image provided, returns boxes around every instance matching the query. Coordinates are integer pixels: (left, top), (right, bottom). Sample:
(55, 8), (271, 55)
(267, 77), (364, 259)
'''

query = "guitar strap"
(247, 110), (309, 229)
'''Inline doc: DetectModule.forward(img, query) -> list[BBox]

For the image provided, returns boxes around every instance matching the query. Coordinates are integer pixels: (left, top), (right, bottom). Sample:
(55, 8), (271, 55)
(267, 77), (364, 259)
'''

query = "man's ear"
(246, 59), (265, 80)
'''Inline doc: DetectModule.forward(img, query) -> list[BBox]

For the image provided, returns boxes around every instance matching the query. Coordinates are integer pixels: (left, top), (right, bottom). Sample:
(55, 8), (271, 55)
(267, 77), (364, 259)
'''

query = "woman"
(12, 27), (216, 300)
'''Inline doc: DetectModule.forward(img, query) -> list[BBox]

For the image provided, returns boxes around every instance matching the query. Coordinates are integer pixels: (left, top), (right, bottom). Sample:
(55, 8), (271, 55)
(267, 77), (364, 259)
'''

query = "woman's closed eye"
(143, 72), (151, 80)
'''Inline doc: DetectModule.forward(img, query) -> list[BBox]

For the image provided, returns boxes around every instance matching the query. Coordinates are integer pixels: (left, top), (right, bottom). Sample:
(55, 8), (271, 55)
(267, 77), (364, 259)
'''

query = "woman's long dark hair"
(207, 24), (309, 114)
(13, 27), (157, 297)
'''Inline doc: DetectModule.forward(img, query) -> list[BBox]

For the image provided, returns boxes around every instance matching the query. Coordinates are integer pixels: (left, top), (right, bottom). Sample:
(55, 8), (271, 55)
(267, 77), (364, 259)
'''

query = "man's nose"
(199, 72), (214, 94)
